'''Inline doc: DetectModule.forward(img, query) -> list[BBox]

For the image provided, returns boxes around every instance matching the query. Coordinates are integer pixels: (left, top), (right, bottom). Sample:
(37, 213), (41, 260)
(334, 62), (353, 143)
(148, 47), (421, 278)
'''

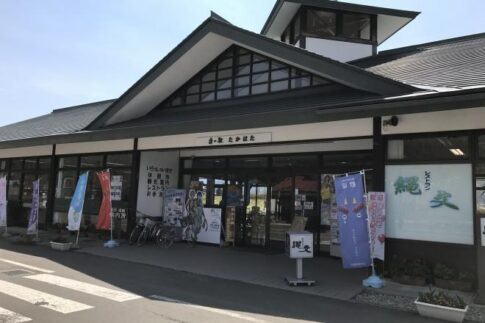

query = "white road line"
(0, 259), (54, 274)
(26, 274), (141, 302)
(0, 280), (93, 314)
(150, 295), (269, 323)
(0, 307), (31, 323)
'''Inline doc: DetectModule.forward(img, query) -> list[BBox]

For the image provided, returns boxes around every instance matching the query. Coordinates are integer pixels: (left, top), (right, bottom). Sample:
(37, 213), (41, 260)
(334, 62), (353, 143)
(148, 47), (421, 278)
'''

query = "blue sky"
(1, 0), (484, 127)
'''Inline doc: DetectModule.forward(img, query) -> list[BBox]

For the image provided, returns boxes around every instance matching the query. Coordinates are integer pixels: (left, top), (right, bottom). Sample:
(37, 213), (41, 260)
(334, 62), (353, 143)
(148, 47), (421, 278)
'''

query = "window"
(161, 45), (333, 107)
(387, 136), (470, 161)
(7, 172), (21, 200)
(192, 158), (226, 169)
(80, 155), (103, 168)
(306, 9), (336, 37)
(342, 13), (371, 40)
(229, 157), (268, 168)
(272, 155), (319, 168)
(479, 135), (485, 159)
(106, 154), (133, 168)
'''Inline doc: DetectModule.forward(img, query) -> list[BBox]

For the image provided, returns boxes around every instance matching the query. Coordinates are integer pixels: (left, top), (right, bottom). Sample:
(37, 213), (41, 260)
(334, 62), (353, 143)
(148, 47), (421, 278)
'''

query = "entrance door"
(226, 175), (269, 247)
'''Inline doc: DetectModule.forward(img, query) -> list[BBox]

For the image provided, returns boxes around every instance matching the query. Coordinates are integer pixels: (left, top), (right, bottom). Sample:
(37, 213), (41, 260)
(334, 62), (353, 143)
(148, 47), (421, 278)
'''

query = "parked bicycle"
(129, 212), (163, 246)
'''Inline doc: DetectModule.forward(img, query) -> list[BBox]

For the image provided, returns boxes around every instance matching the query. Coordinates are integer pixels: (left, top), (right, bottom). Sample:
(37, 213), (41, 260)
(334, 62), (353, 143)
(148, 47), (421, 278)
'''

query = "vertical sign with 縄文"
(367, 192), (386, 261)
(334, 173), (371, 269)
(0, 177), (7, 227)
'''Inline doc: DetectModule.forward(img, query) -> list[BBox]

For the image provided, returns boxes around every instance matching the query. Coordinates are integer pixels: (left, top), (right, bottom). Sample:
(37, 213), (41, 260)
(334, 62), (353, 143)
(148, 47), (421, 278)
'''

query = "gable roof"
(351, 33), (485, 90)
(88, 14), (418, 129)
(0, 100), (113, 143)
(261, 0), (419, 45)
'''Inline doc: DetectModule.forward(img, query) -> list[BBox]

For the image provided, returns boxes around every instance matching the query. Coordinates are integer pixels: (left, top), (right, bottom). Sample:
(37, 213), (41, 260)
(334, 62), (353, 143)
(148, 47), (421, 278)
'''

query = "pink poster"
(367, 192), (386, 261)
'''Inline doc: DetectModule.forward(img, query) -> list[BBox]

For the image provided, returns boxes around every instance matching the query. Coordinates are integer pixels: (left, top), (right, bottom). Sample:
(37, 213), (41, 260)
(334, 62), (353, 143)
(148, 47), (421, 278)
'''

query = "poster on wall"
(111, 175), (122, 201)
(0, 177), (7, 227)
(385, 164), (473, 245)
(320, 174), (334, 225)
(136, 151), (179, 217)
(196, 208), (221, 245)
(163, 189), (186, 226)
(334, 173), (371, 269)
(367, 192), (386, 261)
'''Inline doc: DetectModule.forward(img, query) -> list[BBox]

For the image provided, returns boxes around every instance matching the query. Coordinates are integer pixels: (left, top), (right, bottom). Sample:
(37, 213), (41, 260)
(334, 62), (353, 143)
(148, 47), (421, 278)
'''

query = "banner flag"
(334, 173), (371, 269)
(67, 172), (89, 231)
(0, 176), (7, 227)
(96, 170), (112, 230)
(27, 179), (40, 235)
(367, 192), (386, 261)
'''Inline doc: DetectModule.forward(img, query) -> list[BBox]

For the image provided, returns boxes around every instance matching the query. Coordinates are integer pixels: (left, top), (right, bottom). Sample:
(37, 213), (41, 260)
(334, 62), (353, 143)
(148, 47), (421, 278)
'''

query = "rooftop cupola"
(261, 0), (419, 62)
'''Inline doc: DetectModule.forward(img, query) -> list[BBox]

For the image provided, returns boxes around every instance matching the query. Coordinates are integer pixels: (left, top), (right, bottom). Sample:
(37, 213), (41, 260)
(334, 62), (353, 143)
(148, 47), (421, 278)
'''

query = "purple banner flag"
(27, 179), (40, 235)
(334, 173), (371, 269)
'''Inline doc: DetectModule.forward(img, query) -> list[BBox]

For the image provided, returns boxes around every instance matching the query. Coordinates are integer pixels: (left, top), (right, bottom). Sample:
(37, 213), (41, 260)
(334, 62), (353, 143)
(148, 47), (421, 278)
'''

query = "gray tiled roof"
(351, 33), (485, 90)
(0, 100), (114, 143)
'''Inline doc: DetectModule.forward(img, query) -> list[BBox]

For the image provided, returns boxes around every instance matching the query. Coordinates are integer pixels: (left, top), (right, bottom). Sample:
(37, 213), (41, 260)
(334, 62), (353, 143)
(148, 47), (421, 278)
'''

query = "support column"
(475, 217), (485, 305)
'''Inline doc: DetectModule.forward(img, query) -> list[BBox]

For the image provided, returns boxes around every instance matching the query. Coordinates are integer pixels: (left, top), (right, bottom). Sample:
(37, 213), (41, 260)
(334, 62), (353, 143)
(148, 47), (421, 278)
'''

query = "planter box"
(393, 275), (426, 286)
(415, 299), (468, 322)
(50, 241), (72, 251)
(434, 278), (474, 292)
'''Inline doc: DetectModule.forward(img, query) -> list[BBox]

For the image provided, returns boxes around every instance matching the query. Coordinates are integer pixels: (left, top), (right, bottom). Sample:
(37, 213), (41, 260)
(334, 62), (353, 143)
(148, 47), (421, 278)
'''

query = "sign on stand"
(285, 231), (315, 286)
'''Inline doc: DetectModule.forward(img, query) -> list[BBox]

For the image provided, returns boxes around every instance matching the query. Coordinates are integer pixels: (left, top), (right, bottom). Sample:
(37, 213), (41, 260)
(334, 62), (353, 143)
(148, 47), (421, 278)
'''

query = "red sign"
(96, 171), (112, 230)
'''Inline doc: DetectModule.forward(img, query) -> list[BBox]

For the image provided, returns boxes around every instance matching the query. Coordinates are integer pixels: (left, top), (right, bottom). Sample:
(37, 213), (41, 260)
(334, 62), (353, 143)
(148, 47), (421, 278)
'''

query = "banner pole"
(362, 170), (384, 288)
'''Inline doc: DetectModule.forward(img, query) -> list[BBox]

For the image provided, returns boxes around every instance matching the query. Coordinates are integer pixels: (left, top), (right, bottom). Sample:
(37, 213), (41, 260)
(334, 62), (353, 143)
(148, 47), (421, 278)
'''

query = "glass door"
(245, 178), (268, 247)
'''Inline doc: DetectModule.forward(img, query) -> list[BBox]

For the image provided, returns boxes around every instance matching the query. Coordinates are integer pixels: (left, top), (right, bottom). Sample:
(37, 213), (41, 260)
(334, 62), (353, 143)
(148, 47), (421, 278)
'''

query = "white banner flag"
(367, 192), (386, 261)
(0, 177), (7, 227)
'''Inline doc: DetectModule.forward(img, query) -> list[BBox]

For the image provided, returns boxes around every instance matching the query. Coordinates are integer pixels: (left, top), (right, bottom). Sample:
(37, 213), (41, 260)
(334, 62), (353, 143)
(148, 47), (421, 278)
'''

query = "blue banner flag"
(67, 172), (89, 231)
(334, 173), (371, 269)
(27, 179), (40, 235)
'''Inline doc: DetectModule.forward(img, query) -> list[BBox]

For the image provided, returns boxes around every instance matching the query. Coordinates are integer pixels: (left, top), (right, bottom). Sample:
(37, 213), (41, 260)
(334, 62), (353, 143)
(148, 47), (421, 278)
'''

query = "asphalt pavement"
(0, 240), (443, 323)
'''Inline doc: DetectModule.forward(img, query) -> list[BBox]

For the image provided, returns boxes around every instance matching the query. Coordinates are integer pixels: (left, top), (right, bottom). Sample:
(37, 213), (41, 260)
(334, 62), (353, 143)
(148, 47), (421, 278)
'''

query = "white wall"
(139, 118), (373, 150)
(180, 138), (372, 158)
(382, 107), (485, 135)
(305, 38), (373, 62)
(136, 151), (180, 218)
(56, 139), (134, 155)
(0, 145), (52, 158)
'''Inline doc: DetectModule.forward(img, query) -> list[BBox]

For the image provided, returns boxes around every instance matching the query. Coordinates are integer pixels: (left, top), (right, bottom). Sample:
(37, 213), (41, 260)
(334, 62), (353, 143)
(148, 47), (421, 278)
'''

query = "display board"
(196, 208), (222, 245)
(136, 151), (179, 217)
(385, 164), (473, 245)
(162, 189), (186, 226)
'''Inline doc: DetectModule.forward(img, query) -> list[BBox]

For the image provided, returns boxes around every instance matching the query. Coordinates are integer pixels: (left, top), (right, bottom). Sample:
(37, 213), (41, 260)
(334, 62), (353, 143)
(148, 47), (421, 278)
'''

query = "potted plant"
(415, 289), (468, 322)
(433, 263), (475, 292)
(50, 236), (72, 251)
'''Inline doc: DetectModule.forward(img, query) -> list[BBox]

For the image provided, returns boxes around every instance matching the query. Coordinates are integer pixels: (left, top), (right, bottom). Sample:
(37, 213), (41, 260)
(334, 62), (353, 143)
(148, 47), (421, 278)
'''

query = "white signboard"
(385, 164), (473, 245)
(196, 132), (271, 147)
(285, 231), (314, 258)
(196, 208), (221, 245)
(111, 175), (122, 201)
(136, 151), (179, 217)
(481, 218), (485, 247)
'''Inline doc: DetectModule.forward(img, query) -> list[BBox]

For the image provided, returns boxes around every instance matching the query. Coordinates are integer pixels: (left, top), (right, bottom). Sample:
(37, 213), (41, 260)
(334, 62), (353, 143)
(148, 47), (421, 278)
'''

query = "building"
(1, 0), (485, 301)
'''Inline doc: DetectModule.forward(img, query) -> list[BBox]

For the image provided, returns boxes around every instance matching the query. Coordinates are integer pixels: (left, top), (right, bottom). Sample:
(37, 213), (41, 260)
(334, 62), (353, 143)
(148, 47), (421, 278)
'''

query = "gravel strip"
(354, 289), (485, 322)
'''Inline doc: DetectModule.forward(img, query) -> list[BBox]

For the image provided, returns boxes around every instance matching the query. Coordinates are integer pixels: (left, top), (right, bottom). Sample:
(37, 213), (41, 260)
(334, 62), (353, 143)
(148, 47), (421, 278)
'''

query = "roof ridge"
(52, 99), (116, 113)
(379, 32), (485, 56)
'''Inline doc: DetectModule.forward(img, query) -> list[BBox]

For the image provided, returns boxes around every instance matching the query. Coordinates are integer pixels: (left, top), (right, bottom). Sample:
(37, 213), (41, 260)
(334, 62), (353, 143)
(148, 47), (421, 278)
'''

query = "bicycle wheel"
(129, 226), (141, 245)
(157, 229), (174, 248)
(137, 228), (149, 246)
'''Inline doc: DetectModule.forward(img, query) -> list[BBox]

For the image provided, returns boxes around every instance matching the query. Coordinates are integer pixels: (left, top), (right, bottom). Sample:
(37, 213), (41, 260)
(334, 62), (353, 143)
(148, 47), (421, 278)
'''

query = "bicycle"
(156, 223), (176, 248)
(137, 217), (163, 246)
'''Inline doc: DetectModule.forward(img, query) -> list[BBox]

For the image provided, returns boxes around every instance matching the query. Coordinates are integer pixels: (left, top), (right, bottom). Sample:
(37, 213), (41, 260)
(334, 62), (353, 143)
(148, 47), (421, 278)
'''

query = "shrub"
(417, 289), (467, 309)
